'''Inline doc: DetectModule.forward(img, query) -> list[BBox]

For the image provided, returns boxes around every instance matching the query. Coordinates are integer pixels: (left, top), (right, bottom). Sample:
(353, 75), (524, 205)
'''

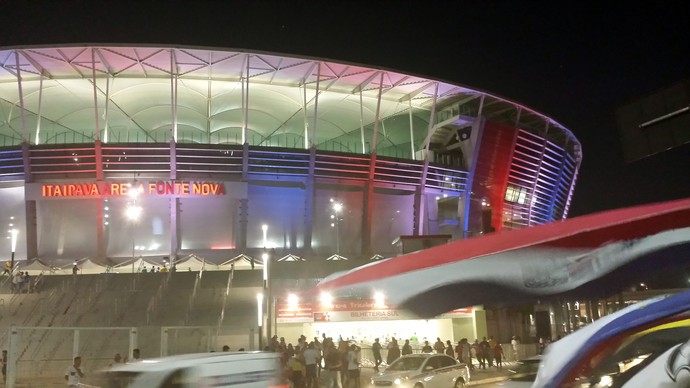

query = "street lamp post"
(256, 292), (264, 350)
(262, 253), (269, 289)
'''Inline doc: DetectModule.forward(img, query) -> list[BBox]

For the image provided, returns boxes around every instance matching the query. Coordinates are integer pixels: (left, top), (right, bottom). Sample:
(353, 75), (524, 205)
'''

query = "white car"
(94, 351), (286, 388)
(370, 353), (470, 388)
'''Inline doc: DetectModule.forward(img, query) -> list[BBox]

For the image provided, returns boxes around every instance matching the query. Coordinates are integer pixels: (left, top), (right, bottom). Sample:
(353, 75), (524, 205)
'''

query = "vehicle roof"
(534, 289), (690, 386)
(394, 353), (456, 362)
(105, 351), (278, 373)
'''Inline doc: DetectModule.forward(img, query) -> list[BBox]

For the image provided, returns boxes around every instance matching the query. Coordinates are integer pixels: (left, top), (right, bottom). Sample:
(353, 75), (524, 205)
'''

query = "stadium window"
(505, 185), (528, 205)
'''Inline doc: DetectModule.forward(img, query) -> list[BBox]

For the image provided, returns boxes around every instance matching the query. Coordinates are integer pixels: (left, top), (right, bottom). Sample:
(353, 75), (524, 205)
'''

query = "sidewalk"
(465, 361), (516, 385)
(359, 361), (515, 386)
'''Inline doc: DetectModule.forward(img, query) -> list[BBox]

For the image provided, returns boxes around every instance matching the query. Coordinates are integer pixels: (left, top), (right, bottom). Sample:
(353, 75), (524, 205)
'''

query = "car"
(370, 353), (470, 388)
(93, 351), (287, 388)
(533, 288), (690, 387)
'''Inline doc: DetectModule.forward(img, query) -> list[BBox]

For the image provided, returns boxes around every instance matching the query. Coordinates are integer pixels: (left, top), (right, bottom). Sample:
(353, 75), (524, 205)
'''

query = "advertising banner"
(276, 298), (450, 323)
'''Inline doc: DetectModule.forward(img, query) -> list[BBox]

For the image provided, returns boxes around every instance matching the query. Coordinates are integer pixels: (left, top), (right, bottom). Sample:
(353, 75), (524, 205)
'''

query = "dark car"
(481, 356), (541, 387)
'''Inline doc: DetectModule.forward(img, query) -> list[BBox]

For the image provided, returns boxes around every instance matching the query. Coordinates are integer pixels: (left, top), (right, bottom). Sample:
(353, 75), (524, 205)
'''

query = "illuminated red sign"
(41, 181), (226, 198)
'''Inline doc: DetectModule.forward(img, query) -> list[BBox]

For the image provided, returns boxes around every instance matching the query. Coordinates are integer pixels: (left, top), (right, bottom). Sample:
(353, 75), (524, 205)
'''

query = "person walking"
(346, 344), (361, 388)
(445, 340), (454, 358)
(401, 339), (412, 356)
(288, 351), (305, 388)
(321, 341), (342, 388)
(487, 336), (497, 367)
(480, 337), (491, 368)
(511, 336), (520, 361)
(433, 337), (445, 354)
(11, 271), (22, 294)
(338, 341), (349, 388)
(372, 338), (382, 372)
(472, 339), (484, 369)
(64, 356), (85, 388)
(454, 340), (463, 363)
(303, 342), (319, 388)
(460, 338), (472, 369)
(386, 338), (400, 366)
(493, 342), (505, 368)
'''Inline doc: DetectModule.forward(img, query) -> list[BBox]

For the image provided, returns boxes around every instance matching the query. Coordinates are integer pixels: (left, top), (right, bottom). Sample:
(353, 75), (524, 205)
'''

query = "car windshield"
(388, 356), (425, 371)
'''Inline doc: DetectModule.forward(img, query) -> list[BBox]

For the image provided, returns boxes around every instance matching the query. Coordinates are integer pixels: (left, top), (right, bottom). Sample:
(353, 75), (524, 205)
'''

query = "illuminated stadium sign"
(41, 181), (226, 198)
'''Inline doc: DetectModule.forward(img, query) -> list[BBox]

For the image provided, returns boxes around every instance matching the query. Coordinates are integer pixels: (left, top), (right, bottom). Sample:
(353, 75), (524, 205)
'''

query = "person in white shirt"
(302, 342), (319, 388)
(347, 344), (361, 388)
(511, 336), (520, 361)
(64, 356), (84, 387)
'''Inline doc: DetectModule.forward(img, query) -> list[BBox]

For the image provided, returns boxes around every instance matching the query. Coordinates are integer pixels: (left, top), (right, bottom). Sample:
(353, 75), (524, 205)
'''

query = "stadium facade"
(0, 45), (581, 264)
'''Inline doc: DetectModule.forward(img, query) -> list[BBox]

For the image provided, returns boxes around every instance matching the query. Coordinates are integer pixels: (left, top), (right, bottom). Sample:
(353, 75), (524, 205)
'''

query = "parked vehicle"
(370, 353), (470, 388)
(94, 351), (287, 388)
(534, 288), (690, 387)
(483, 356), (542, 387)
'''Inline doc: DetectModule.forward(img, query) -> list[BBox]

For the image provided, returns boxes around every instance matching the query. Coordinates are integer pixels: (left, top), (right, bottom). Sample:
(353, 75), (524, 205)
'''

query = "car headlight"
(394, 376), (409, 385)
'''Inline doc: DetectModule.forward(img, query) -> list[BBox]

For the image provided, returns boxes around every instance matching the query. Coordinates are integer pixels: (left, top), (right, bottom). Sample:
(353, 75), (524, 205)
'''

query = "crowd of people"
(262, 334), (361, 388)
(372, 335), (508, 371)
(255, 333), (522, 388)
(3, 260), (35, 294)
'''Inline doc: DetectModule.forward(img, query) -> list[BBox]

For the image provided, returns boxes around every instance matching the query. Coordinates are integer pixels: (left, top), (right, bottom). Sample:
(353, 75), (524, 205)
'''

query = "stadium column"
(362, 73), (385, 254)
(461, 117), (486, 238)
(362, 152), (376, 254)
(303, 147), (316, 251)
(170, 140), (179, 261)
(95, 140), (106, 259)
(22, 142), (39, 260)
(413, 160), (429, 236)
(413, 82), (439, 237)
(237, 142), (250, 252)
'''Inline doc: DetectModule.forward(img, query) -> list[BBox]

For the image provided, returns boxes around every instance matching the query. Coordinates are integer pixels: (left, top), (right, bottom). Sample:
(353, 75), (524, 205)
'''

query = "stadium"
(0, 45), (581, 384)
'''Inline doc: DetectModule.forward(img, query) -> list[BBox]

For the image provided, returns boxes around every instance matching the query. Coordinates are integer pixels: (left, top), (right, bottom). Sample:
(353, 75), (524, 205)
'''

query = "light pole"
(256, 292), (264, 350)
(262, 251), (272, 342)
(10, 229), (18, 274)
(262, 253), (269, 289)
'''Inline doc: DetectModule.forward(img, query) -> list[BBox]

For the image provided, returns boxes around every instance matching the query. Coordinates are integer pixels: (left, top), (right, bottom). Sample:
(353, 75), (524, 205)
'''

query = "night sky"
(2, 1), (688, 217)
